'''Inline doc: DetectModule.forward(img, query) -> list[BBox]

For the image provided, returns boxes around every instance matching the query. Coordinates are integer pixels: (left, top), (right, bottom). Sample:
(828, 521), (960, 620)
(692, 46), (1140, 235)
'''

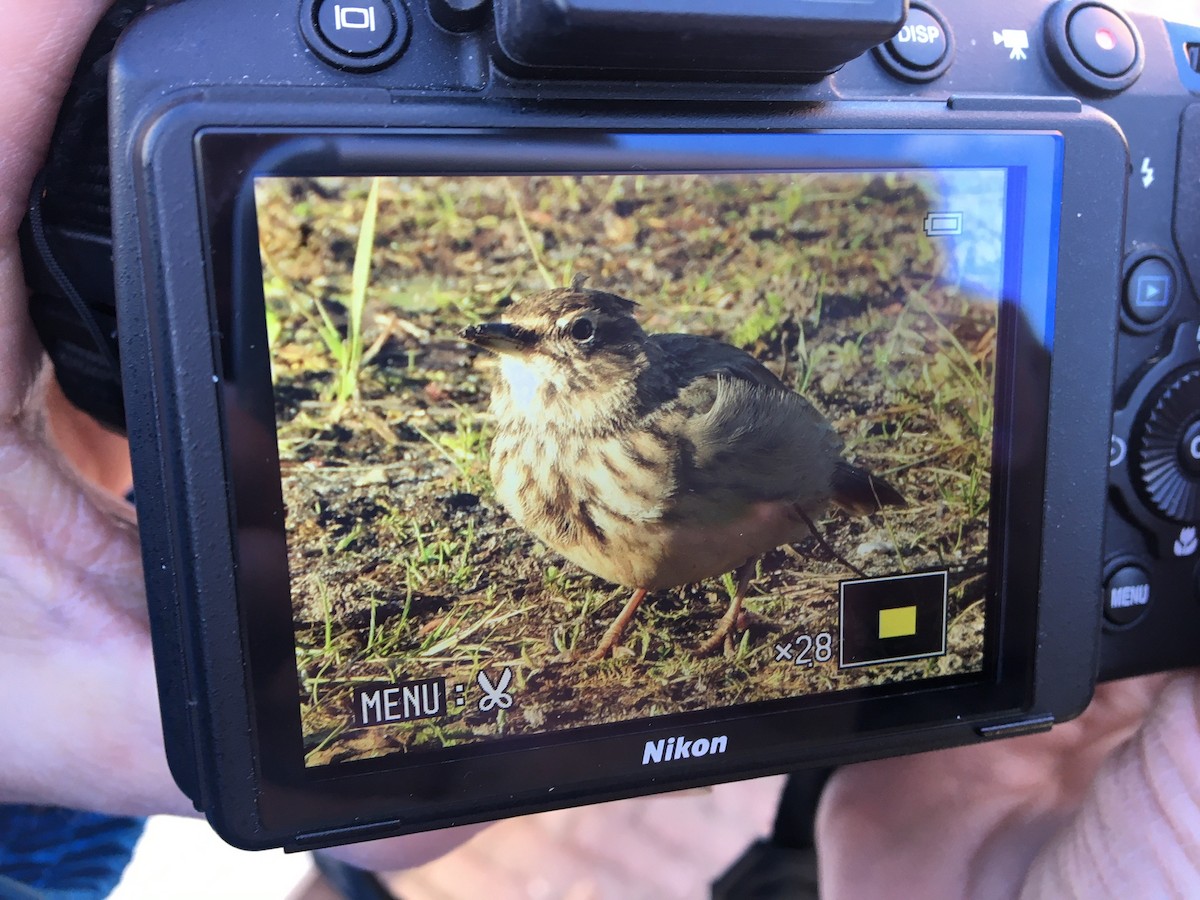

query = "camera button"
(1104, 563), (1152, 627)
(302, 0), (411, 71)
(1123, 256), (1177, 328)
(429, 0), (489, 33)
(1067, 5), (1136, 77)
(874, 3), (952, 83)
(1137, 368), (1200, 522)
(1045, 0), (1143, 93)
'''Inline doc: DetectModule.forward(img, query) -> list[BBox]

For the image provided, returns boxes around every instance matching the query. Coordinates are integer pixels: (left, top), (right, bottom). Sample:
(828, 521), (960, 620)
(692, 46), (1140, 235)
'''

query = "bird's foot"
(696, 616), (738, 657)
(587, 587), (648, 662)
(587, 640), (615, 662)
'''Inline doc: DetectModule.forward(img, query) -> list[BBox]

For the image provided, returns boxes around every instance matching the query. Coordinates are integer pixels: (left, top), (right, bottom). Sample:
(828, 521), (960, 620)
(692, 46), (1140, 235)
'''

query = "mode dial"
(1136, 367), (1200, 522)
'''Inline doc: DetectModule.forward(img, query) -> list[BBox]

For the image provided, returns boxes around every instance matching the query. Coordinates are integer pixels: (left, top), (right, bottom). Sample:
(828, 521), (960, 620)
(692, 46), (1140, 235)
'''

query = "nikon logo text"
(642, 734), (728, 765)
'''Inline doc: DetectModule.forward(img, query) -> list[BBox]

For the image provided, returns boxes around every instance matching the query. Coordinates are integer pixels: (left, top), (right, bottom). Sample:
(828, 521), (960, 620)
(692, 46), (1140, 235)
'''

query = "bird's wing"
(641, 334), (843, 523)
(648, 333), (789, 392)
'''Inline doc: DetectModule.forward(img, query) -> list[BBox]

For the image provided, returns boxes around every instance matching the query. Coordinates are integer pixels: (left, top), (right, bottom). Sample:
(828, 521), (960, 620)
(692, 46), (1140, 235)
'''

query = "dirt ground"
(253, 170), (1001, 767)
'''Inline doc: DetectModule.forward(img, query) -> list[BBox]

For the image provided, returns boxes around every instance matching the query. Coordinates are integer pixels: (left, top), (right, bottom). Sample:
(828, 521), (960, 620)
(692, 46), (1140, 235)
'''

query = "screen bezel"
(194, 127), (1059, 835)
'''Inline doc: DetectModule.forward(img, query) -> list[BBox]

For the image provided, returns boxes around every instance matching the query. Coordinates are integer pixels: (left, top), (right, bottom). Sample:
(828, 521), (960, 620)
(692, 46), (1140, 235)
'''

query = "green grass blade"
(503, 178), (556, 289)
(347, 177), (381, 402)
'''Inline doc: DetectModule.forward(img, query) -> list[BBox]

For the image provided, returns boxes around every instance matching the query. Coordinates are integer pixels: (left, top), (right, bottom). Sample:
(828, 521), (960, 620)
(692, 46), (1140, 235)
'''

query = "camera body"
(22, 0), (1200, 849)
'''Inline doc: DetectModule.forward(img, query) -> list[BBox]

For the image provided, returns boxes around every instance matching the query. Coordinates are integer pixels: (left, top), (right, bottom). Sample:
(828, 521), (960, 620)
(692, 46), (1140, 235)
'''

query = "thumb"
(1020, 673), (1200, 897)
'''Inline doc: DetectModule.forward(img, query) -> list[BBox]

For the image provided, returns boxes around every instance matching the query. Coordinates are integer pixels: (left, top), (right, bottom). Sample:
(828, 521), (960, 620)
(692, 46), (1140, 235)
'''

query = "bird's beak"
(460, 322), (536, 353)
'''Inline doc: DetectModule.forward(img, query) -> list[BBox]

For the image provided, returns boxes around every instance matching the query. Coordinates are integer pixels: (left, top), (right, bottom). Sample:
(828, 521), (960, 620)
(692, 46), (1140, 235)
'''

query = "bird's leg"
(589, 587), (649, 661)
(697, 557), (757, 657)
(791, 504), (867, 578)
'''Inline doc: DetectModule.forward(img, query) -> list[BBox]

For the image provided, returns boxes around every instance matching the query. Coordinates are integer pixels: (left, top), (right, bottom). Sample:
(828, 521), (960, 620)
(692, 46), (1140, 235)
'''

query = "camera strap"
(21, 0), (150, 433)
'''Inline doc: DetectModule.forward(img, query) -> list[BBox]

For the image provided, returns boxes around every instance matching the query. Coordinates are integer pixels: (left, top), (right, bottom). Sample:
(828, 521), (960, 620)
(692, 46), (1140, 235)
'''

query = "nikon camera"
(21, 0), (1200, 850)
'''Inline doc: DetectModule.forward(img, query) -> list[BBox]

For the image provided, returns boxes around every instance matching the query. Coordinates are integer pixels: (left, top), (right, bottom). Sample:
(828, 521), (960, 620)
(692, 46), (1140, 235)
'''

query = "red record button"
(1067, 4), (1137, 77)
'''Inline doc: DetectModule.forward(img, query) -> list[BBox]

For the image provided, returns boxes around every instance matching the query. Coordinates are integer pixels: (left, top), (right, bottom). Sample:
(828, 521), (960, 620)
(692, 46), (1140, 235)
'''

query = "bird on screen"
(462, 280), (904, 659)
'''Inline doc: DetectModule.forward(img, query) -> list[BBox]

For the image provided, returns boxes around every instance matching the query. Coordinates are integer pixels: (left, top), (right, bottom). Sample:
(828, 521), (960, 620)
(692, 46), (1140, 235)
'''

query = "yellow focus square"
(878, 605), (918, 639)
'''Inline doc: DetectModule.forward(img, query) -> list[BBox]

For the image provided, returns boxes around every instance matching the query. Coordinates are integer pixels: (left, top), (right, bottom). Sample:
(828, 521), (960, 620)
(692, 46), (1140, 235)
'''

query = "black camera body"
(22, 0), (1200, 850)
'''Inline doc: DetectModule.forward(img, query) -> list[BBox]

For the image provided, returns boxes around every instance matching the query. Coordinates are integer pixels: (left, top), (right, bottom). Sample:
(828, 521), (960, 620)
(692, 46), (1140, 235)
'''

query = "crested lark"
(462, 282), (904, 659)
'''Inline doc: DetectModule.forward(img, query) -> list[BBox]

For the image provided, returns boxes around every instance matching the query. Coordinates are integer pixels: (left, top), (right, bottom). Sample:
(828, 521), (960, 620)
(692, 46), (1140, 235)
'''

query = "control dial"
(1136, 368), (1200, 522)
(1110, 321), (1200, 557)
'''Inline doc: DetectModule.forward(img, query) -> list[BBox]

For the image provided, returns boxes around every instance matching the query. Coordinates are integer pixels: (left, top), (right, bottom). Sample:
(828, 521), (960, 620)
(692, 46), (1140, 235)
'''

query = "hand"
(0, 0), (475, 869)
(817, 673), (1200, 897)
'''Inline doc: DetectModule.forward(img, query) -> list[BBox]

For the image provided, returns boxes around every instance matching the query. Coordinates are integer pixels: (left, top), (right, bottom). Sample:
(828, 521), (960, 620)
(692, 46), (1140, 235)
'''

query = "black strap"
(26, 170), (118, 375)
(20, 0), (150, 431)
(710, 767), (833, 898)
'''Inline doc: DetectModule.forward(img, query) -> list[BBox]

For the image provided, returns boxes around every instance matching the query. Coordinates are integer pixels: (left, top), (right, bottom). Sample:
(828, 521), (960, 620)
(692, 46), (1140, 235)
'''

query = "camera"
(21, 0), (1200, 851)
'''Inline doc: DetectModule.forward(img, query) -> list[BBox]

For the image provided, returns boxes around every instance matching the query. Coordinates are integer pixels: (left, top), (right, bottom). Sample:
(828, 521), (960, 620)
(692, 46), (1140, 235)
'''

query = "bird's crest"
(513, 281), (640, 321)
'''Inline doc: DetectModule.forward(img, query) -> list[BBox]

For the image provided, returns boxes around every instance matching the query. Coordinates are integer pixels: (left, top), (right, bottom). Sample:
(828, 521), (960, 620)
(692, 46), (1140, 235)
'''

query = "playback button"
(1123, 256), (1177, 328)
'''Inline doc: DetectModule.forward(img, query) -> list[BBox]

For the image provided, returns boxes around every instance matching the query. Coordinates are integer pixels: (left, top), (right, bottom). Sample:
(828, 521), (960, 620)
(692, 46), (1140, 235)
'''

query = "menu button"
(1104, 563), (1151, 626)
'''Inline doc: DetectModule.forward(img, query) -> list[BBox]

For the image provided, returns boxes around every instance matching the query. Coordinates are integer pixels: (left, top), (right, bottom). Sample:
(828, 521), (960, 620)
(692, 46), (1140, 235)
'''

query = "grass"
(408, 404), (492, 496)
(504, 177), (556, 289)
(322, 176), (380, 408)
(261, 177), (381, 413)
(402, 519), (478, 594)
(729, 291), (786, 349)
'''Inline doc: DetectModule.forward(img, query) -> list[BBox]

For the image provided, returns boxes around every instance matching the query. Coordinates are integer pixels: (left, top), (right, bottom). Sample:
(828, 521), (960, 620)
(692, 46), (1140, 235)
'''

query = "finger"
(45, 376), (133, 497)
(1020, 673), (1200, 897)
(0, 623), (192, 817)
(0, 424), (144, 635)
(0, 0), (113, 417)
(817, 675), (1168, 899)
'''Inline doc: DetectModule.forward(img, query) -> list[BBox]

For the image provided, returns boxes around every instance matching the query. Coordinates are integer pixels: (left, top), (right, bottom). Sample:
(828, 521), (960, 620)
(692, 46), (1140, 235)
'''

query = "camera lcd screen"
(246, 155), (1051, 770)
(209, 130), (1059, 778)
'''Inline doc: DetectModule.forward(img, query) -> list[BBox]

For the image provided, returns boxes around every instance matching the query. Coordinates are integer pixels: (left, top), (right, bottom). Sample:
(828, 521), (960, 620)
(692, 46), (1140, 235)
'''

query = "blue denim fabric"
(0, 806), (144, 899)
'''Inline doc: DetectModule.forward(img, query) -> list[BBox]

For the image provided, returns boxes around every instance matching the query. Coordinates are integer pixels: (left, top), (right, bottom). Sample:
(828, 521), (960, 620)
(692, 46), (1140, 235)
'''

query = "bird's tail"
(831, 461), (906, 515)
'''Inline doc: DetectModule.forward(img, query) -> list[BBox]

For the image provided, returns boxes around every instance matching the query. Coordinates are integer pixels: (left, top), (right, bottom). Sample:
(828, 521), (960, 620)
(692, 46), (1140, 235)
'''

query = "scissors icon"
(476, 667), (514, 712)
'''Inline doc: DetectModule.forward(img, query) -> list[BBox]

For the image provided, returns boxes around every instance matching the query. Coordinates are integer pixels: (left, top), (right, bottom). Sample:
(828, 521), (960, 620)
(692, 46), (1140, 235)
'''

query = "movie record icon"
(838, 571), (948, 668)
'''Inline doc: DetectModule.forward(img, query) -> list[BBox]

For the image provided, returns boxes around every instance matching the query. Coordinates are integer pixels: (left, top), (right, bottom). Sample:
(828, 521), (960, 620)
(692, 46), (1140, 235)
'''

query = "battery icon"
(923, 212), (964, 236)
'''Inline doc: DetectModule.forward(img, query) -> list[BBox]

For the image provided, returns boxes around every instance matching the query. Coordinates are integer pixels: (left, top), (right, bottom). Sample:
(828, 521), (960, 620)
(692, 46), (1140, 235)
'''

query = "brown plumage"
(462, 283), (904, 658)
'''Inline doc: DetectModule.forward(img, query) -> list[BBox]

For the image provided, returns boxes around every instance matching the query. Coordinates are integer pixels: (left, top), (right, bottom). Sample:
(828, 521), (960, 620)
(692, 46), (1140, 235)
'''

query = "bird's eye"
(569, 317), (596, 343)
